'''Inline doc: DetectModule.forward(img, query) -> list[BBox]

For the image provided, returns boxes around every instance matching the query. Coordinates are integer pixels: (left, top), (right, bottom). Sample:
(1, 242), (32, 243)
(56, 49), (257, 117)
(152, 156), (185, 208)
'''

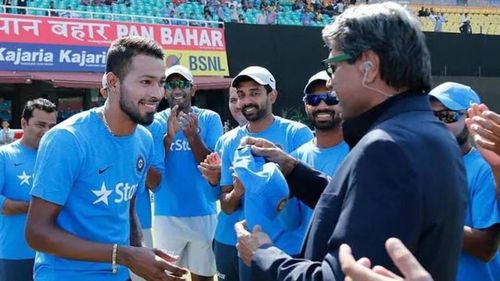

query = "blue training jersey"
(219, 116), (313, 253)
(136, 119), (166, 229)
(279, 140), (349, 254)
(153, 107), (223, 217)
(0, 141), (37, 259)
(30, 108), (154, 281)
(457, 148), (500, 281)
(214, 128), (244, 246)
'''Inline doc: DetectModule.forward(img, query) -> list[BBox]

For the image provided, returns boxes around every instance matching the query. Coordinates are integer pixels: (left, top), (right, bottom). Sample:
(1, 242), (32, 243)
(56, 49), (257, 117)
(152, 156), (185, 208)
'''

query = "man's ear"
(190, 83), (197, 97)
(107, 72), (120, 97)
(21, 118), (27, 130)
(358, 50), (380, 84)
(269, 90), (278, 104)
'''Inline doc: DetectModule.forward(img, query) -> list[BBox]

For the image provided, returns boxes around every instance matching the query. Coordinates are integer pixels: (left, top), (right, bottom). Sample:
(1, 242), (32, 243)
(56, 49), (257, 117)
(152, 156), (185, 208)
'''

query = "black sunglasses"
(303, 93), (338, 106)
(165, 80), (191, 91)
(433, 110), (464, 123)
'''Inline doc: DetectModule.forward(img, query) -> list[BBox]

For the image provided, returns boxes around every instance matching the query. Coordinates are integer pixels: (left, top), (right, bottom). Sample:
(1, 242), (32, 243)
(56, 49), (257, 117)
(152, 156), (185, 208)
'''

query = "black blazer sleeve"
(286, 162), (329, 209)
(252, 139), (423, 281)
(252, 244), (339, 281)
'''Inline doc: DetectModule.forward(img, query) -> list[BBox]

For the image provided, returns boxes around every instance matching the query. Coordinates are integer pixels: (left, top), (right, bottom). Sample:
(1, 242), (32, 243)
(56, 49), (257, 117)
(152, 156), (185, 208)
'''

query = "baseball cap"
(232, 146), (289, 221)
(428, 82), (480, 111)
(231, 66), (276, 90)
(303, 70), (330, 94)
(165, 65), (193, 82)
(233, 145), (290, 240)
(101, 73), (107, 89)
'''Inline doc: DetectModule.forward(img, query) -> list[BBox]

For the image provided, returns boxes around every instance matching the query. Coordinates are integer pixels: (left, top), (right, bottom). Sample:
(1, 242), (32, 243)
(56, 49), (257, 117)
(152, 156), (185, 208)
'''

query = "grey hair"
(322, 2), (431, 93)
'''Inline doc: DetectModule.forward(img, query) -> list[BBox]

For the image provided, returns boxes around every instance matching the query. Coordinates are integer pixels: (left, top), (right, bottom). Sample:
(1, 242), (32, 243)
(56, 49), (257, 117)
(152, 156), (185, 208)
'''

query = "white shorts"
(153, 215), (217, 277)
(130, 228), (153, 281)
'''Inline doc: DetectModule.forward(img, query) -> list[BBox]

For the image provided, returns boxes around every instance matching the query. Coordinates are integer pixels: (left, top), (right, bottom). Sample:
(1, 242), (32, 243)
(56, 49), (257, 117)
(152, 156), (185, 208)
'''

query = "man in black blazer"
(235, 2), (468, 281)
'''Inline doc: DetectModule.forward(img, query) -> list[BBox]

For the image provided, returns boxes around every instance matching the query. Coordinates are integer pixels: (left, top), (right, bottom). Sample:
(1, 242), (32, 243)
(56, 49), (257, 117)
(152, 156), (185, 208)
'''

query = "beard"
(455, 126), (469, 146)
(308, 110), (342, 131)
(168, 92), (191, 113)
(119, 90), (155, 126)
(242, 103), (268, 122)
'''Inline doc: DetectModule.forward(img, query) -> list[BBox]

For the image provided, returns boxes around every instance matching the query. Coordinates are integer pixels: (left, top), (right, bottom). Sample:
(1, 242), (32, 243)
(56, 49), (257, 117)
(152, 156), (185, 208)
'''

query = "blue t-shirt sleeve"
(220, 139), (235, 187)
(211, 137), (224, 196)
(205, 112), (223, 150)
(470, 164), (500, 229)
(0, 151), (6, 210)
(31, 129), (83, 205)
(146, 120), (165, 175)
(291, 125), (314, 151)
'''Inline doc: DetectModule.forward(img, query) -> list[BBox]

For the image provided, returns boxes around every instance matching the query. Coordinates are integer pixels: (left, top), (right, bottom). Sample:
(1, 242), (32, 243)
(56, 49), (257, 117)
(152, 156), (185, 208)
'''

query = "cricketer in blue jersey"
(0, 98), (57, 281)
(280, 71), (349, 254)
(198, 87), (248, 281)
(429, 82), (500, 281)
(25, 36), (187, 281)
(219, 66), (313, 281)
(152, 65), (223, 281)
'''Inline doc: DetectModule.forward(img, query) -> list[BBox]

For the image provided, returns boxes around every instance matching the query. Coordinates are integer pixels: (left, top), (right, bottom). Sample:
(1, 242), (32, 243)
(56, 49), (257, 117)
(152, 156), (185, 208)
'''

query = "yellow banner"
(164, 50), (229, 76)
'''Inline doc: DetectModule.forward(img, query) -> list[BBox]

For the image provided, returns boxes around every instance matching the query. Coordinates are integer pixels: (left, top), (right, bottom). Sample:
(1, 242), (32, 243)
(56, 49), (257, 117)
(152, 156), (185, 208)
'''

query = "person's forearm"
(220, 187), (242, 214)
(285, 162), (329, 209)
(130, 208), (143, 247)
(145, 167), (161, 192)
(129, 196), (143, 247)
(463, 225), (500, 262)
(187, 134), (211, 164)
(26, 219), (128, 264)
(2, 198), (29, 215)
(491, 166), (500, 201)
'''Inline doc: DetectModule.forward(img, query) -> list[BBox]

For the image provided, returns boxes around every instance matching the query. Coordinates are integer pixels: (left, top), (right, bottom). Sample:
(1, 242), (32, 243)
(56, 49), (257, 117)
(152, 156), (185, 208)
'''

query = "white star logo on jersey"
(92, 182), (113, 206)
(17, 171), (31, 186)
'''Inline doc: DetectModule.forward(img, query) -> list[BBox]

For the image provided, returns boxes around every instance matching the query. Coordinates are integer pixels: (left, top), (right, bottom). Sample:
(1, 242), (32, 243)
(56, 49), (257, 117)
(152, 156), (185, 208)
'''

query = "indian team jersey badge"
(136, 155), (145, 173)
(276, 197), (288, 212)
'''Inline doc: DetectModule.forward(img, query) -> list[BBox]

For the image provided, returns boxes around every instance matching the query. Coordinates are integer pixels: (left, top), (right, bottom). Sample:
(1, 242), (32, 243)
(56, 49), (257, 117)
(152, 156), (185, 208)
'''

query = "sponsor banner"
(0, 43), (229, 75)
(0, 14), (229, 75)
(165, 50), (228, 76)
(0, 42), (106, 72)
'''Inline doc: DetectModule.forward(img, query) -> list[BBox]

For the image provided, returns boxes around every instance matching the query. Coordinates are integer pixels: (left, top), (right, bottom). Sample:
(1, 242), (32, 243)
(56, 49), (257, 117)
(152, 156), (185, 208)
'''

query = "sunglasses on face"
(303, 93), (339, 106)
(165, 80), (191, 91)
(322, 53), (353, 75)
(433, 110), (464, 123)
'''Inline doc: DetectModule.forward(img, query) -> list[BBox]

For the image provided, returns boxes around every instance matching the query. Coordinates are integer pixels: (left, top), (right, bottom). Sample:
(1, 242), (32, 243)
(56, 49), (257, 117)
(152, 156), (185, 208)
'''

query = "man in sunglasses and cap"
(429, 82), (500, 281)
(277, 70), (349, 239)
(295, 70), (348, 179)
(152, 65), (223, 281)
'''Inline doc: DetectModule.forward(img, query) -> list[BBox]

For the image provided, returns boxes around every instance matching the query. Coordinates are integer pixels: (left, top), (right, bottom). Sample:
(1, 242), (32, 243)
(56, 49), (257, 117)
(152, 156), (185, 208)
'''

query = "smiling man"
(0, 98), (57, 281)
(278, 71), (348, 250)
(152, 65), (223, 281)
(219, 66), (313, 281)
(25, 36), (186, 281)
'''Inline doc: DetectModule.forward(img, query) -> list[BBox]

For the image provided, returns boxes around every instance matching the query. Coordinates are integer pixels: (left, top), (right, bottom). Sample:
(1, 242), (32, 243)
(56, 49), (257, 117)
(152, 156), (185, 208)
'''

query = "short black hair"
(22, 98), (57, 123)
(106, 36), (164, 82)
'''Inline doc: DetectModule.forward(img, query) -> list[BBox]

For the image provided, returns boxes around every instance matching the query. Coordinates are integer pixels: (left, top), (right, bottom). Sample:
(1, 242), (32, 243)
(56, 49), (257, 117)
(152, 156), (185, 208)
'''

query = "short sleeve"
(146, 120), (165, 175)
(31, 129), (83, 205)
(291, 125), (313, 151)
(469, 163), (500, 229)
(205, 112), (223, 150)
